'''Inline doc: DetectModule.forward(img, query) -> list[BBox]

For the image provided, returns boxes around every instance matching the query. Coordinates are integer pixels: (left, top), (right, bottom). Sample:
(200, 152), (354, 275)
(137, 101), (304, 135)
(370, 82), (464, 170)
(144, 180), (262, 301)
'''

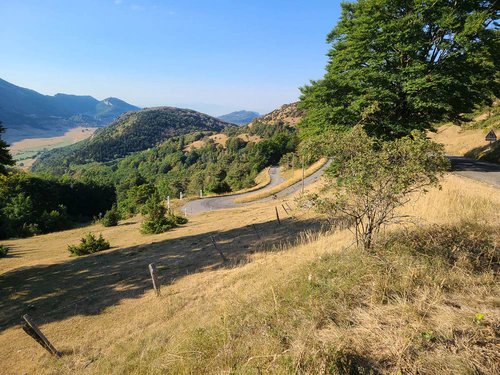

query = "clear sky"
(0, 0), (341, 116)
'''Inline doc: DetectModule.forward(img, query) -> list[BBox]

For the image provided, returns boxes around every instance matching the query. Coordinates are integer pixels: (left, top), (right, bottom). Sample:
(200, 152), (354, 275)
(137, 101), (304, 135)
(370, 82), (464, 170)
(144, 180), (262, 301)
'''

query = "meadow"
(0, 172), (498, 374)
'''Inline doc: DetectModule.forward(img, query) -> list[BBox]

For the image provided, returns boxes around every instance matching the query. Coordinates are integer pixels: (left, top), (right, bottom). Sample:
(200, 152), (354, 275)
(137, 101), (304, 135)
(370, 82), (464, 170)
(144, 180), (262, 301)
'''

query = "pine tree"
(0, 121), (15, 175)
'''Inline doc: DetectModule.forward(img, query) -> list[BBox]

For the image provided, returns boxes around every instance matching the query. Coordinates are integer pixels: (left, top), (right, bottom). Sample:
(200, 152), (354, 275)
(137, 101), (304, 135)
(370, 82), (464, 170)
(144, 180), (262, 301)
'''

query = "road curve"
(182, 160), (332, 215)
(449, 156), (500, 188)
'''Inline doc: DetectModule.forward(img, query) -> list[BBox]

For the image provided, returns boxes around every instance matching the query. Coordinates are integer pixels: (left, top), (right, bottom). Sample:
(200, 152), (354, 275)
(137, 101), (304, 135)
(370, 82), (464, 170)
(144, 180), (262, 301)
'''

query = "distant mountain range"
(32, 106), (234, 172)
(0, 78), (139, 143)
(218, 110), (260, 125)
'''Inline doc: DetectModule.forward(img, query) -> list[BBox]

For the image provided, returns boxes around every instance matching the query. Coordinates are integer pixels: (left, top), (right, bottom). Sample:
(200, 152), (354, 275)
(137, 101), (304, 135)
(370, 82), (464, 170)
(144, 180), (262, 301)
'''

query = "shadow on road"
(448, 156), (500, 173)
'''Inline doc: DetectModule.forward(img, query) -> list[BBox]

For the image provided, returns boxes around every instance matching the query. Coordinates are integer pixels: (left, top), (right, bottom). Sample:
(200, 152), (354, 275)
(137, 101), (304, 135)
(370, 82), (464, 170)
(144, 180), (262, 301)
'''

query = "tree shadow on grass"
(0, 215), (328, 333)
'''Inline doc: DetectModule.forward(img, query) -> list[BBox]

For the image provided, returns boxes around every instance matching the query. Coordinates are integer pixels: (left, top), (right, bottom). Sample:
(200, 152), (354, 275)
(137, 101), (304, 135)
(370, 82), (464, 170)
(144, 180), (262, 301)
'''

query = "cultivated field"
(8, 127), (98, 169)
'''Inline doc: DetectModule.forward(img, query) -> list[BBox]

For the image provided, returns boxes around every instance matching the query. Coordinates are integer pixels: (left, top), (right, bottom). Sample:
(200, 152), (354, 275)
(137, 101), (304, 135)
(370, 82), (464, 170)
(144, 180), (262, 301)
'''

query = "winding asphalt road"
(449, 156), (500, 188)
(181, 156), (499, 215)
(182, 160), (332, 215)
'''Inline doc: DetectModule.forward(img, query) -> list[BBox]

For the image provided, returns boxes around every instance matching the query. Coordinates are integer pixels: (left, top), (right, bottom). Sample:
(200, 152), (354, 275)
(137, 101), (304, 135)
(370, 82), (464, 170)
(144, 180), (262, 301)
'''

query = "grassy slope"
(428, 102), (500, 163)
(0, 174), (499, 374)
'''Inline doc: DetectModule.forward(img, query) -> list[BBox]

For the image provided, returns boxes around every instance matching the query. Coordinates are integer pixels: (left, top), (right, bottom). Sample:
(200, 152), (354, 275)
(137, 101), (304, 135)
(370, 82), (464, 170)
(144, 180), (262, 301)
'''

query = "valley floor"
(0, 173), (499, 374)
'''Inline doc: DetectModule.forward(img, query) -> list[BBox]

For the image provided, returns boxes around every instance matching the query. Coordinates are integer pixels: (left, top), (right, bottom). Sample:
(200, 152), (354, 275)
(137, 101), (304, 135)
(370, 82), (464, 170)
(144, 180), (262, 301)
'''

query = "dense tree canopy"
(0, 121), (15, 175)
(299, 0), (500, 139)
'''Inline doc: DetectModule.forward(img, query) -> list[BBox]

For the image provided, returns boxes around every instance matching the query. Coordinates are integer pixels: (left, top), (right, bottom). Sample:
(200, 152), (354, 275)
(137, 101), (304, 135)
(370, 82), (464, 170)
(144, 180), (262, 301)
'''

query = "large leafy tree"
(299, 0), (500, 139)
(0, 121), (15, 175)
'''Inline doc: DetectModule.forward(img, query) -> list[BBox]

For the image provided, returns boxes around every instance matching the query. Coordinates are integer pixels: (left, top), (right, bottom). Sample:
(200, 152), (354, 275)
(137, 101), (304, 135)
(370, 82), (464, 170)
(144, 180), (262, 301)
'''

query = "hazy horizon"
(0, 1), (341, 117)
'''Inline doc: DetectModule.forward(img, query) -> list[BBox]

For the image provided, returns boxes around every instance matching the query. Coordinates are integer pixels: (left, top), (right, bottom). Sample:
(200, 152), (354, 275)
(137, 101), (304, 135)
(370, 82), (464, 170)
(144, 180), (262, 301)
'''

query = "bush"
(39, 205), (71, 233)
(0, 244), (8, 257)
(140, 192), (187, 234)
(68, 233), (110, 256)
(102, 205), (120, 227)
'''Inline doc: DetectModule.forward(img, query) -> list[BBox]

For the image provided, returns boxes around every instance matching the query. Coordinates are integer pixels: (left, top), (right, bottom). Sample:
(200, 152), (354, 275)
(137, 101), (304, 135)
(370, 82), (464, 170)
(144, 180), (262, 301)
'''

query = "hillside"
(0, 173), (498, 374)
(0, 78), (139, 143)
(218, 110), (260, 125)
(251, 102), (305, 127)
(32, 106), (235, 170)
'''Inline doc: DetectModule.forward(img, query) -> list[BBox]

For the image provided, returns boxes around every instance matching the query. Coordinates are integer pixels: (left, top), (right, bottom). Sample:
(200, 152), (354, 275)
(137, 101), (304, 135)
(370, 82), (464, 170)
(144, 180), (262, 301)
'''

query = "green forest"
(0, 110), (299, 239)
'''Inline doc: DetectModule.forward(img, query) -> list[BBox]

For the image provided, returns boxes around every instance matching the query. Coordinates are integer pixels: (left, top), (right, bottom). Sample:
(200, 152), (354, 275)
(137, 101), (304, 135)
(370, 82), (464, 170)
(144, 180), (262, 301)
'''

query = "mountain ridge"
(218, 110), (260, 125)
(0, 78), (139, 143)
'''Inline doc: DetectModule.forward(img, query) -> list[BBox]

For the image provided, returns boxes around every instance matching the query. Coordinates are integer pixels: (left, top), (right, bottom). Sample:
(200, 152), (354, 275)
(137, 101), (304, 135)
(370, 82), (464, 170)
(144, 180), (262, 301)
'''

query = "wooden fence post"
(275, 207), (281, 225)
(210, 236), (228, 262)
(22, 314), (61, 358)
(149, 263), (161, 296)
(281, 204), (289, 215)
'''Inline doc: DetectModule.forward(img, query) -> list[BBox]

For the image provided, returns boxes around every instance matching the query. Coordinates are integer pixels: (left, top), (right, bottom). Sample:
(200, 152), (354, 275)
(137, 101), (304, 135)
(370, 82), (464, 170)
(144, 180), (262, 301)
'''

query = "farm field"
(8, 127), (98, 169)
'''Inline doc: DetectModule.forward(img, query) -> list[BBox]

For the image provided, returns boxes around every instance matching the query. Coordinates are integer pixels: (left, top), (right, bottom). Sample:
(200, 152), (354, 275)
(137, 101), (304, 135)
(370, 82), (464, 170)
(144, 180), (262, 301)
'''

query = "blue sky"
(0, 0), (341, 116)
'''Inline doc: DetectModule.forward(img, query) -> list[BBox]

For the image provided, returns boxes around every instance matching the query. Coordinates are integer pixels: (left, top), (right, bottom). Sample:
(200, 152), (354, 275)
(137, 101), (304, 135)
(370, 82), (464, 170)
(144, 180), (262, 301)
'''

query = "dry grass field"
(8, 127), (98, 169)
(427, 124), (495, 156)
(183, 133), (262, 152)
(0, 173), (499, 374)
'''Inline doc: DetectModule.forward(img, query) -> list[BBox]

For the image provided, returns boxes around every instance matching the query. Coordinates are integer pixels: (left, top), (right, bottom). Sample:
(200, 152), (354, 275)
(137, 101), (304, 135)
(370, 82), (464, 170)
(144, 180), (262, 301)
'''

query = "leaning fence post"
(210, 236), (228, 262)
(149, 263), (161, 296)
(281, 204), (289, 215)
(275, 207), (281, 225)
(22, 314), (61, 358)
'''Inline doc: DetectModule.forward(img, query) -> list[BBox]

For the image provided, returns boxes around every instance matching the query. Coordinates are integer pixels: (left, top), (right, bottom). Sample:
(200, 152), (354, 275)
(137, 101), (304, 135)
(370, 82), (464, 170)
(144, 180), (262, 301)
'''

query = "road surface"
(182, 160), (332, 215)
(449, 156), (500, 188)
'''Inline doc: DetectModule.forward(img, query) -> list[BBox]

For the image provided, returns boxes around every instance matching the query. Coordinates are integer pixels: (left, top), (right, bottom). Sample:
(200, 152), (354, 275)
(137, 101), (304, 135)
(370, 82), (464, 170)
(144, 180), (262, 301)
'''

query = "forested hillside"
(0, 104), (299, 239)
(32, 107), (234, 170)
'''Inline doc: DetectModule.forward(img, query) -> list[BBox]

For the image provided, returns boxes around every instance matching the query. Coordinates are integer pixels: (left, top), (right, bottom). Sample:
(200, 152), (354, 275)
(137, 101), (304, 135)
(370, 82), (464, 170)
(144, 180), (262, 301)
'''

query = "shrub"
(39, 205), (71, 233)
(140, 192), (187, 234)
(300, 127), (449, 250)
(68, 233), (110, 256)
(0, 244), (8, 257)
(102, 205), (120, 227)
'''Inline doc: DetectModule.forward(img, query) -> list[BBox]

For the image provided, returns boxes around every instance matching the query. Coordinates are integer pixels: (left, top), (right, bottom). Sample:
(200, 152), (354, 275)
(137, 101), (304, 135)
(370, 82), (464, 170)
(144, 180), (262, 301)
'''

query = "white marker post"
(167, 196), (170, 210)
(200, 189), (203, 198)
(180, 192), (183, 200)
(184, 208), (187, 217)
(302, 156), (305, 193)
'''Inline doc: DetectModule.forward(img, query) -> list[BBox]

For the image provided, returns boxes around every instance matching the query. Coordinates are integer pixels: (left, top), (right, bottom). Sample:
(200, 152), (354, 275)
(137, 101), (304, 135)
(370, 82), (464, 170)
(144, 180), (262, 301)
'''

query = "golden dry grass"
(183, 133), (261, 152)
(234, 157), (328, 203)
(9, 127), (98, 154)
(0, 173), (498, 374)
(9, 127), (98, 169)
(427, 124), (497, 156)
